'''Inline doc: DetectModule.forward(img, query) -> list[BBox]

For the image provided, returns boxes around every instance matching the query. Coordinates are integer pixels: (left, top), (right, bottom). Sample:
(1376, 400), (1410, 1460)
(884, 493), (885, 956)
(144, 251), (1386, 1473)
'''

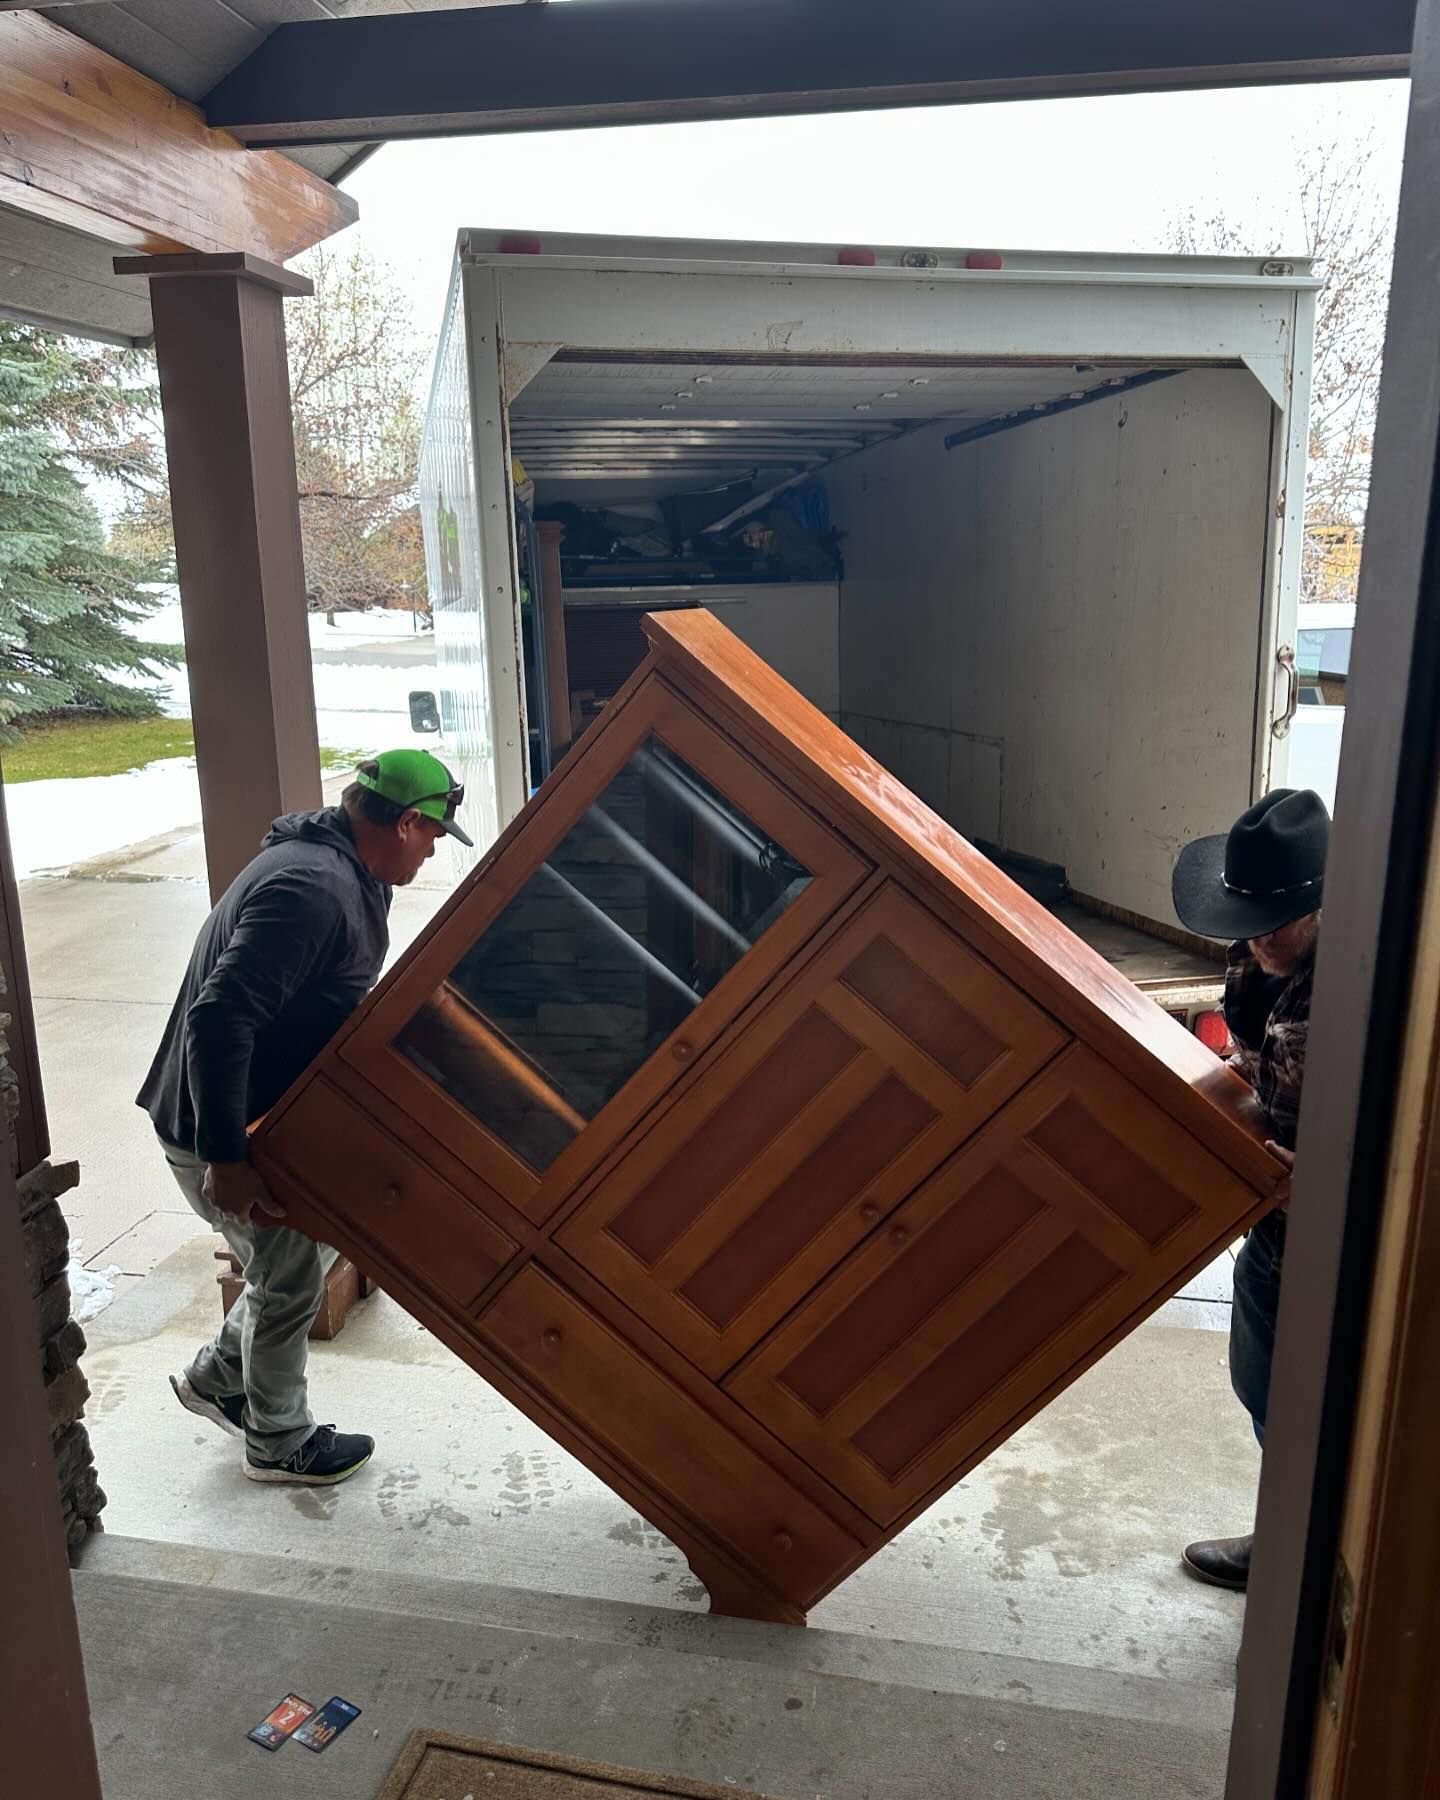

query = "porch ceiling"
(0, 1), (526, 344)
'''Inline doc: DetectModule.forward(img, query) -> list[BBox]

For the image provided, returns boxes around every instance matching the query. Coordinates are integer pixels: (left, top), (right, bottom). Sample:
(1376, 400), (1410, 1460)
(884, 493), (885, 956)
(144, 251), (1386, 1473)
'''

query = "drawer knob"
(890, 1224), (910, 1246)
(382, 1181), (402, 1206)
(672, 1039), (695, 1063)
(859, 1201), (880, 1222)
(773, 1531), (794, 1554)
(542, 1327), (564, 1349)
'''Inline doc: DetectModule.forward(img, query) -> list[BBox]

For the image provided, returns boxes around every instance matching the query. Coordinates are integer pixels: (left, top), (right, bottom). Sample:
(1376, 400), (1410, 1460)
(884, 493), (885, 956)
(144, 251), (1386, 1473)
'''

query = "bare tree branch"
(1168, 130), (1397, 603)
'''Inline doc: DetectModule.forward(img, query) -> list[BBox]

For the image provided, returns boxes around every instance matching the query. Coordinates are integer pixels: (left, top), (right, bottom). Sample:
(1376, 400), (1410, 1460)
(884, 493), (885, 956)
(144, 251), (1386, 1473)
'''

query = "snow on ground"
(11, 602), (439, 878)
(9, 759), (203, 879)
(309, 605), (424, 642)
(67, 1244), (123, 1324)
(121, 595), (433, 723)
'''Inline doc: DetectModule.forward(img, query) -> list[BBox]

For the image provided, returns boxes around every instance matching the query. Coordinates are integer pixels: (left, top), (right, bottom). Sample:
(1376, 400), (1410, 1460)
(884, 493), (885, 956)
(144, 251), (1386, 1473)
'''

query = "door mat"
(376, 1730), (774, 1799)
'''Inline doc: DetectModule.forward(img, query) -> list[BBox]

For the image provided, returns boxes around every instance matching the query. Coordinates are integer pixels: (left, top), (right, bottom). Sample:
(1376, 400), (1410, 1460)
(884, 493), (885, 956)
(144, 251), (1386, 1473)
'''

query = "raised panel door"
(558, 885), (1069, 1377)
(727, 1044), (1266, 1525)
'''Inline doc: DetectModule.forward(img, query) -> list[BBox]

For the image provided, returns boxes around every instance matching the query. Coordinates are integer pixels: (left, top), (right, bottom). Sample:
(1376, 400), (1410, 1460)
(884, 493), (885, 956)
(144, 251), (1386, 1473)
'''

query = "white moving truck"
(417, 231), (1317, 1032)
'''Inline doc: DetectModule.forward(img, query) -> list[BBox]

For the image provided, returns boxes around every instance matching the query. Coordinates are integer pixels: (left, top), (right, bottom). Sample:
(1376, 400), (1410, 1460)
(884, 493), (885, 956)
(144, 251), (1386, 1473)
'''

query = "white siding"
(829, 369), (1273, 925)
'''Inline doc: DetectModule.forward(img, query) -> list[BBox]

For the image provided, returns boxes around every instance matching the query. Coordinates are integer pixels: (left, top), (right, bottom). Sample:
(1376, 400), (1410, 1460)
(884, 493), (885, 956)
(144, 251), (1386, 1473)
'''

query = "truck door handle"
(1272, 644), (1298, 739)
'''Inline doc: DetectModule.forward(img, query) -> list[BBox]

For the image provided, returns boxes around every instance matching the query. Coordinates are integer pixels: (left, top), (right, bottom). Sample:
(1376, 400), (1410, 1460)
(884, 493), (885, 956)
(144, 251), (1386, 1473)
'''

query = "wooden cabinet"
(251, 608), (1282, 1626)
(557, 883), (1066, 1377)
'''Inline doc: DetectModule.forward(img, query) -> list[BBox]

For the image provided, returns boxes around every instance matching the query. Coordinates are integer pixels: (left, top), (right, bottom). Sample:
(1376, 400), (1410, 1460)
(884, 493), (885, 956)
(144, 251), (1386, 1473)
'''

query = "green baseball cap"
(355, 748), (474, 847)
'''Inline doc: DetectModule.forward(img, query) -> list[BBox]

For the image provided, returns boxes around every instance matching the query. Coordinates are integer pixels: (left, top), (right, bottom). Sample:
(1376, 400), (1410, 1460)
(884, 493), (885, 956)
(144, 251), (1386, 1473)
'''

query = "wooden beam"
(0, 14), (356, 263)
(125, 253), (323, 899)
(204, 0), (1413, 146)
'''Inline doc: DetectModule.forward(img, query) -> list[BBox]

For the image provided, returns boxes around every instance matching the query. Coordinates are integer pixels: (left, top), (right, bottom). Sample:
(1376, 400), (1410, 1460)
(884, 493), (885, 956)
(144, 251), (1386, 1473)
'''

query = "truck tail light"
(838, 248), (877, 266)
(500, 234), (542, 255)
(1194, 1011), (1231, 1053)
(966, 251), (1004, 270)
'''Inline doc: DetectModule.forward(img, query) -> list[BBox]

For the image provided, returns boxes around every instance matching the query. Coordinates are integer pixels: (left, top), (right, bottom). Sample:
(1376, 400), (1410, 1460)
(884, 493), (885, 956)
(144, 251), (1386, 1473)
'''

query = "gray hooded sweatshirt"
(137, 808), (391, 1164)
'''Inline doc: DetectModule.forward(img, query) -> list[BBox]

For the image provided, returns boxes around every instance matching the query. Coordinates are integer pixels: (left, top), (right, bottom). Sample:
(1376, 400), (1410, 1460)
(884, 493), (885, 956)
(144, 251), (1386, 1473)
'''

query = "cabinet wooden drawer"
(480, 1266), (860, 1605)
(259, 1079), (517, 1315)
(728, 1045), (1263, 1526)
(560, 883), (1068, 1377)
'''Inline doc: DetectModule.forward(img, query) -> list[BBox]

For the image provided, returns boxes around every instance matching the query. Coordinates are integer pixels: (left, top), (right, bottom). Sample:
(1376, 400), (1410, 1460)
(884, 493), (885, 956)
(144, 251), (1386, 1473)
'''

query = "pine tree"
(0, 322), (178, 741)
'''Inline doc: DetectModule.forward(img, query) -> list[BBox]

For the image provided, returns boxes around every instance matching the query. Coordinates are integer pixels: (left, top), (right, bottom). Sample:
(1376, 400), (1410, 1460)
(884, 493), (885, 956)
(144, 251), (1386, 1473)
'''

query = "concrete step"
(75, 1534), (1232, 1800)
(82, 1532), (1233, 1734)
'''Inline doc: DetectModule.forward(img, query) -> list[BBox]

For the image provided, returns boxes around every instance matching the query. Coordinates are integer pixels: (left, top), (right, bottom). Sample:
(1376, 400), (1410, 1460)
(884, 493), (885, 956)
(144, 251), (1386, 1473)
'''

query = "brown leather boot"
(1181, 1533), (1253, 1591)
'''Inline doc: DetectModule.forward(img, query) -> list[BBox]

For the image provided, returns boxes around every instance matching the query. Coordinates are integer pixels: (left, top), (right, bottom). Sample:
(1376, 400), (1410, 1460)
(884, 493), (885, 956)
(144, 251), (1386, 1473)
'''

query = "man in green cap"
(138, 749), (472, 1487)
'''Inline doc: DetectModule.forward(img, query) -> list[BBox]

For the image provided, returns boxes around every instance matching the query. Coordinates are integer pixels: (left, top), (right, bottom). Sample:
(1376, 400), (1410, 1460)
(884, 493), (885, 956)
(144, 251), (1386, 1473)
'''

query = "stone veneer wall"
(3, 955), (106, 1551)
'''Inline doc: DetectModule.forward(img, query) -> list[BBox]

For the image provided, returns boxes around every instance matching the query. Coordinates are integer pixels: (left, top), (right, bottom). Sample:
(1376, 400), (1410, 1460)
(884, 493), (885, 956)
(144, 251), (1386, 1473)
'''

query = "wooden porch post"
(115, 252), (322, 900)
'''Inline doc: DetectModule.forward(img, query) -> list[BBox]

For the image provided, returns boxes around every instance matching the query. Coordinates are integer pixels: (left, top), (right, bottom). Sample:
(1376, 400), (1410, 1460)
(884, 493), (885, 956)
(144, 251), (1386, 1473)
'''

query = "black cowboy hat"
(1172, 788), (1329, 942)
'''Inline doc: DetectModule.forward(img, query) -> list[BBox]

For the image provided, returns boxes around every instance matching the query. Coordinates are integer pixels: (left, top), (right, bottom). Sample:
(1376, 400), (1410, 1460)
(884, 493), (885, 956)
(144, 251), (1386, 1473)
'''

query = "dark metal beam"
(944, 369), (1179, 450)
(204, 0), (1414, 147)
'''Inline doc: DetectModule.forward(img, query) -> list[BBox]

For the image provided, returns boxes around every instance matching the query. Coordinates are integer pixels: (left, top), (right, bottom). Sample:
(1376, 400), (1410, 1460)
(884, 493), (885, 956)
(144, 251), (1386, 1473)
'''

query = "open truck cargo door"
(418, 262), (531, 867)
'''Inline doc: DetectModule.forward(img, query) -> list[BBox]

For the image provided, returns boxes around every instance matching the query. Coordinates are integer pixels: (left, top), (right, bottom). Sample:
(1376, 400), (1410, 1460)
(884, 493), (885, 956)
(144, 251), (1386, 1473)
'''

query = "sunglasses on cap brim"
(413, 784), (465, 821)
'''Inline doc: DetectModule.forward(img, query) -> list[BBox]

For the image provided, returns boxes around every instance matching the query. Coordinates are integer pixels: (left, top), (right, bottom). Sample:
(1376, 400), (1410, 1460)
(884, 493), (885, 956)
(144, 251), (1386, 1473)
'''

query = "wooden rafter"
(0, 14), (356, 264)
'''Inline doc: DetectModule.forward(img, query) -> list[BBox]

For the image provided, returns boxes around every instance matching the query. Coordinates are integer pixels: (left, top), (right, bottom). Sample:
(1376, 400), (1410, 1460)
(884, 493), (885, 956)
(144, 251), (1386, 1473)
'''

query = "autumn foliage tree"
(287, 244), (428, 616)
(1170, 131), (1396, 603)
(111, 244), (429, 616)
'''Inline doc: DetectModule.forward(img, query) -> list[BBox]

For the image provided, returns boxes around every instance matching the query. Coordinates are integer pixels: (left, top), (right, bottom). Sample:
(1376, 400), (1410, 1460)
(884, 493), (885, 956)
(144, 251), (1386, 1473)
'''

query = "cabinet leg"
(680, 1543), (807, 1627)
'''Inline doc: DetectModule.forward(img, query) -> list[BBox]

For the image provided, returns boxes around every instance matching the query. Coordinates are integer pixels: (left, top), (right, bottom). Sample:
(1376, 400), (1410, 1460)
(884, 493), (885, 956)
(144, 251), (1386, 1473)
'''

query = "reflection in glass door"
(394, 738), (813, 1170)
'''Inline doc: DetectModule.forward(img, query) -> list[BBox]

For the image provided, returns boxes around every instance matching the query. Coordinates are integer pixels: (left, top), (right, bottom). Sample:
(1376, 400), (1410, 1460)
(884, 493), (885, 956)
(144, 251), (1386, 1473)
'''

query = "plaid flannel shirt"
(1223, 940), (1314, 1152)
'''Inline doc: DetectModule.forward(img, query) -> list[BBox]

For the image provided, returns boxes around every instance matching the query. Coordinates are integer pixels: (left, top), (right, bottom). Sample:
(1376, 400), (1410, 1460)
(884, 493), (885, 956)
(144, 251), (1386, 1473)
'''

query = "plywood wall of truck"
(827, 368), (1274, 927)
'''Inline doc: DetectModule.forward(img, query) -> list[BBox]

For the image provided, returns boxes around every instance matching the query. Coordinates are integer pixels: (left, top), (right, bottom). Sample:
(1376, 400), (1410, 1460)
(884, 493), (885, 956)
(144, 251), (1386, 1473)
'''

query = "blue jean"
(1229, 1209), (1286, 1446)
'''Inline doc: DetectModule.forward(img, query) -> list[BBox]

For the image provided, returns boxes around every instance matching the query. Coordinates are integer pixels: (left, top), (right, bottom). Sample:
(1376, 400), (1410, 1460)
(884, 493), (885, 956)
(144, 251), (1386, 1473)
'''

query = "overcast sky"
(340, 79), (1410, 338)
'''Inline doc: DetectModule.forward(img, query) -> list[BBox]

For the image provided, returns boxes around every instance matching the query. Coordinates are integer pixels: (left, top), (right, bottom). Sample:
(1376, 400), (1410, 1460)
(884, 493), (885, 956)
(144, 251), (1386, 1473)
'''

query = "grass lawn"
(2, 715), (362, 783)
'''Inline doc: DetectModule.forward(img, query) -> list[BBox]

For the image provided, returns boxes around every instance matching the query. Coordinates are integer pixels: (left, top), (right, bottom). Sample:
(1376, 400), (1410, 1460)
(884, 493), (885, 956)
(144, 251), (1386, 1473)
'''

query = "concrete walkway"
(76, 1265), (1254, 1799)
(84, 1237), (1258, 1691)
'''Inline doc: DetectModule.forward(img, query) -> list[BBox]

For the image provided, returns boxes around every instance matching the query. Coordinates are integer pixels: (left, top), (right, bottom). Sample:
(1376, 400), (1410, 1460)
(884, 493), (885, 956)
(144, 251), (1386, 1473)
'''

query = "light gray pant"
(161, 1139), (336, 1461)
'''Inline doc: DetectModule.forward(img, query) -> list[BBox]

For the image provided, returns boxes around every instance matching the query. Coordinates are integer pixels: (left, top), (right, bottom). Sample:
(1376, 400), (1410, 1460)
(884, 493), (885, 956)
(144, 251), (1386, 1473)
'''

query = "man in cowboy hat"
(1169, 786), (1329, 1593)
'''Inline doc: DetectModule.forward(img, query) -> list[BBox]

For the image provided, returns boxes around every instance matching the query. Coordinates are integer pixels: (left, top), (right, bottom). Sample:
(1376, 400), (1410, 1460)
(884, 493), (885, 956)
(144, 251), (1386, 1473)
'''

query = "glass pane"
(1296, 628), (1353, 681)
(394, 737), (813, 1171)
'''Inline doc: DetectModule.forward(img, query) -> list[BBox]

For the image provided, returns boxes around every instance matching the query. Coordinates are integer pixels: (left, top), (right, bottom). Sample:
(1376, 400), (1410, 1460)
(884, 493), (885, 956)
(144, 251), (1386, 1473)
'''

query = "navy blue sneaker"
(244, 1424), (374, 1486)
(170, 1372), (245, 1439)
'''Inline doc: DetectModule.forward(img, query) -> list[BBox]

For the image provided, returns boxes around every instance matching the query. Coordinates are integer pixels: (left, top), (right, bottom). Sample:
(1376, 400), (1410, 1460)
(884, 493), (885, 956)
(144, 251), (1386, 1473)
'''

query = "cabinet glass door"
(393, 736), (813, 1172)
(343, 681), (869, 1224)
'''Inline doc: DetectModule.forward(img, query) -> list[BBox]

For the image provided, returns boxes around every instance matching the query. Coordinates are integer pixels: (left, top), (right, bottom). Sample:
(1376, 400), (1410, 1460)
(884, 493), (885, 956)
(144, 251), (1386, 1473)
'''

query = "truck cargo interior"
(425, 235), (1317, 1034)
(517, 350), (1258, 938)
